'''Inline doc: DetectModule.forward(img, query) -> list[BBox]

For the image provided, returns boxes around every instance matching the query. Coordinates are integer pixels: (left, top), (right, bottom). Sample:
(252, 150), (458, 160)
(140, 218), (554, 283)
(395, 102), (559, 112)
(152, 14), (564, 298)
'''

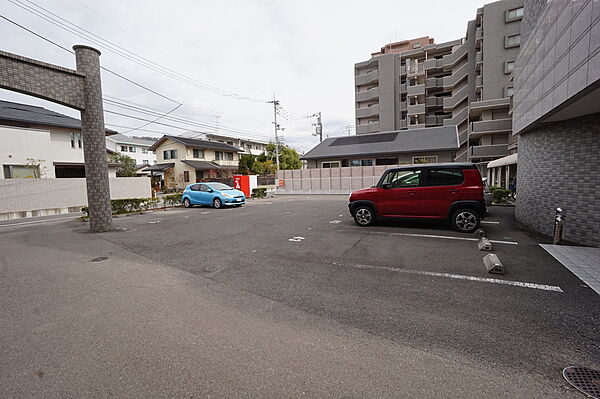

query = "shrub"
(252, 187), (267, 199)
(81, 206), (89, 217)
(491, 188), (510, 203)
(162, 194), (183, 207)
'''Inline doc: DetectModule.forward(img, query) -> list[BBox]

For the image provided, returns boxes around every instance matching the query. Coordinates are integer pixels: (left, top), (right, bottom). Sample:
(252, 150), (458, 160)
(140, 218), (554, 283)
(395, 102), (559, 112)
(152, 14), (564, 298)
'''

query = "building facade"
(513, 0), (600, 247)
(146, 135), (241, 190)
(106, 133), (157, 166)
(204, 133), (267, 156)
(0, 100), (118, 179)
(354, 0), (523, 172)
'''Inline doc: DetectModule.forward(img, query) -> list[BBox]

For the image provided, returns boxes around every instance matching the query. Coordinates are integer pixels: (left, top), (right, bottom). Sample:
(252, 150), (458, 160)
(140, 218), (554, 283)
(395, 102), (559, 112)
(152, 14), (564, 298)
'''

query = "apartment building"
(105, 133), (157, 166)
(354, 0), (523, 171)
(204, 133), (267, 156)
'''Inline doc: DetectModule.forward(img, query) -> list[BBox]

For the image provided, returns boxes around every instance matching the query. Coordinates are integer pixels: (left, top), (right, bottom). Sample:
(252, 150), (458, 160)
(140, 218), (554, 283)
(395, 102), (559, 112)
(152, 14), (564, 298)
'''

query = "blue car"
(182, 182), (246, 209)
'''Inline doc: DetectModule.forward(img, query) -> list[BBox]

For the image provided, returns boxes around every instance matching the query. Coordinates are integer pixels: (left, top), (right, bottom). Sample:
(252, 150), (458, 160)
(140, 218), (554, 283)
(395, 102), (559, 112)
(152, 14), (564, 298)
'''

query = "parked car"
(482, 177), (493, 207)
(182, 182), (246, 209)
(348, 163), (486, 233)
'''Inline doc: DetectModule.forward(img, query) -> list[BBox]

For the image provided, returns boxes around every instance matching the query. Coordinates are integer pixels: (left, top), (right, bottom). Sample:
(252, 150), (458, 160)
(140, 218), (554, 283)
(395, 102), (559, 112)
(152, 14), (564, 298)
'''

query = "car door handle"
(449, 189), (459, 193)
(408, 190), (416, 195)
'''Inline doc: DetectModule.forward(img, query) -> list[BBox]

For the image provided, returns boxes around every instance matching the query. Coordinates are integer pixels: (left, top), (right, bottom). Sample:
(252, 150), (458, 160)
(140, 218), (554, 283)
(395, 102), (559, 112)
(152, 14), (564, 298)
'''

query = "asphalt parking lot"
(1, 195), (599, 398)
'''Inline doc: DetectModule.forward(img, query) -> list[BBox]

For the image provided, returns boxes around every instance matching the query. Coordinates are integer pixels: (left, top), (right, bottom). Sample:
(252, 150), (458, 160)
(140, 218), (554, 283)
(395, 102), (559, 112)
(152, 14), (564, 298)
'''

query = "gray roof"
(143, 162), (174, 172)
(0, 100), (117, 134)
(149, 135), (241, 152)
(301, 126), (459, 160)
(107, 133), (157, 146)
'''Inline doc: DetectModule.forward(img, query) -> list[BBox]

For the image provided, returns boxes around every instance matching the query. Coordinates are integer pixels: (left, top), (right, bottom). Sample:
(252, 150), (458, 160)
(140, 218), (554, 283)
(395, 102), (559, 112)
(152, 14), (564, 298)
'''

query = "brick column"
(74, 45), (112, 232)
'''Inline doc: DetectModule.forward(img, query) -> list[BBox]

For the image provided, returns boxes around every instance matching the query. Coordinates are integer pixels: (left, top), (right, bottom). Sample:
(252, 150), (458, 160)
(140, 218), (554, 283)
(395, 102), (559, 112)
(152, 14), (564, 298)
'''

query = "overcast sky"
(1, 0), (484, 152)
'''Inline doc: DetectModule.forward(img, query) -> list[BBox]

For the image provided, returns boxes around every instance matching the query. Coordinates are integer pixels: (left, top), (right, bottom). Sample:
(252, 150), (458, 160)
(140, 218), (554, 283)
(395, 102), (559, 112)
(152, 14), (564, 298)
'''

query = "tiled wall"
(513, 0), (600, 133)
(515, 113), (600, 247)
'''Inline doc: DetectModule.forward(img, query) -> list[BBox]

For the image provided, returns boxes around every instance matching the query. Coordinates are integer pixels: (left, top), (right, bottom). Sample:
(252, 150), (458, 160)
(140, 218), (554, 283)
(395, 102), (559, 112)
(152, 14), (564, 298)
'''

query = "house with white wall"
(0, 100), (119, 179)
(105, 133), (157, 166)
(204, 133), (267, 156)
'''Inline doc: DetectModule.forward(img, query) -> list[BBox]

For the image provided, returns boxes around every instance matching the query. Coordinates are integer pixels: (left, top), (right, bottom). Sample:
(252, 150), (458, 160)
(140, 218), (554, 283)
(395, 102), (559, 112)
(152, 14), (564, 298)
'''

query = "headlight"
(221, 192), (233, 198)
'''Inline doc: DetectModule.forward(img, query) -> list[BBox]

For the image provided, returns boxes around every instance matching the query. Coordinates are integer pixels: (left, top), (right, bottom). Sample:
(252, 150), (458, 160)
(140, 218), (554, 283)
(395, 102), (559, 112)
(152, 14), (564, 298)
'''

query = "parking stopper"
(474, 228), (486, 238)
(478, 237), (493, 251)
(483, 253), (504, 274)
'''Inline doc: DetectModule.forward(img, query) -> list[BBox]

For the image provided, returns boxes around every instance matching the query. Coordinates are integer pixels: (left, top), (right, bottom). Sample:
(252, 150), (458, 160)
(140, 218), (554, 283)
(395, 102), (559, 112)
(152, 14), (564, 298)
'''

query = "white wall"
(49, 129), (85, 163)
(0, 125), (54, 178)
(0, 177), (152, 220)
(106, 137), (157, 165)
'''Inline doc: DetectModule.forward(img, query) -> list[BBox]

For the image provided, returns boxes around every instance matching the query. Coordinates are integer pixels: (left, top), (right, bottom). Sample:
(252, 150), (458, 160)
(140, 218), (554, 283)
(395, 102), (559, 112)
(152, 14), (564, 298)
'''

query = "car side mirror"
(381, 182), (391, 189)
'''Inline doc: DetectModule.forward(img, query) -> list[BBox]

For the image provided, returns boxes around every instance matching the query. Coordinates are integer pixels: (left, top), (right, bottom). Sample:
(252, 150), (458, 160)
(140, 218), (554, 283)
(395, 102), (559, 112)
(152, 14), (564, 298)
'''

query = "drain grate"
(563, 366), (600, 398)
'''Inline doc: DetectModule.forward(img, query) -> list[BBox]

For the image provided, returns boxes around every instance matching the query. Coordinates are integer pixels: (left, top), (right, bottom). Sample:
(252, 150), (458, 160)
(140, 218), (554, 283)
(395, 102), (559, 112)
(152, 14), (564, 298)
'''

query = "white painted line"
(329, 220), (342, 224)
(332, 262), (563, 293)
(0, 215), (81, 228)
(288, 236), (305, 242)
(481, 221), (500, 224)
(359, 230), (518, 245)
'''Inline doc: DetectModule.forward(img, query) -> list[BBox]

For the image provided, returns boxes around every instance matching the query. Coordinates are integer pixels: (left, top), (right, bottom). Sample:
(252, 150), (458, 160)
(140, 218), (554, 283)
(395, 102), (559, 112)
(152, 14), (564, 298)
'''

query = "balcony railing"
(400, 65), (407, 75)
(442, 42), (467, 69)
(470, 119), (512, 134)
(454, 148), (469, 162)
(476, 51), (483, 64)
(355, 105), (379, 118)
(458, 127), (469, 145)
(469, 144), (509, 158)
(425, 97), (444, 107)
(442, 61), (469, 89)
(355, 87), (379, 102)
(425, 115), (447, 126)
(443, 107), (468, 126)
(423, 58), (444, 70)
(407, 84), (425, 96)
(443, 84), (469, 110)
(400, 82), (407, 92)
(407, 103), (425, 115)
(355, 70), (378, 86)
(399, 118), (408, 129)
(356, 122), (380, 134)
(475, 75), (483, 87)
(400, 101), (407, 111)
(476, 27), (483, 41)
(425, 77), (443, 89)
(406, 63), (425, 76)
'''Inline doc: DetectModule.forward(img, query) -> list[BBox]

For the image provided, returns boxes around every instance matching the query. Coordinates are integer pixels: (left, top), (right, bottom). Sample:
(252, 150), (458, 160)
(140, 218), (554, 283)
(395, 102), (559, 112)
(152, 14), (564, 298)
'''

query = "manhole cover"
(90, 257), (108, 262)
(563, 366), (600, 398)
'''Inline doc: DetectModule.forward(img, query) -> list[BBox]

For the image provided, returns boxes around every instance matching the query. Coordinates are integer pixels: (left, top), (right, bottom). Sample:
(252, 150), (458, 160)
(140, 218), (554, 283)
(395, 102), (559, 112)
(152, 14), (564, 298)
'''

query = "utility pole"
(215, 115), (220, 135)
(268, 94), (281, 169)
(311, 112), (323, 142)
(345, 123), (354, 136)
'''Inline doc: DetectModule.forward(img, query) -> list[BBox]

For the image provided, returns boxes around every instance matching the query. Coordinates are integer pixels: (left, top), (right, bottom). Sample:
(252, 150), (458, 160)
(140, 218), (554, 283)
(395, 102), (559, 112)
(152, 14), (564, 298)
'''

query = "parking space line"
(341, 230), (518, 245)
(332, 261), (563, 292)
(481, 221), (500, 224)
(0, 215), (81, 228)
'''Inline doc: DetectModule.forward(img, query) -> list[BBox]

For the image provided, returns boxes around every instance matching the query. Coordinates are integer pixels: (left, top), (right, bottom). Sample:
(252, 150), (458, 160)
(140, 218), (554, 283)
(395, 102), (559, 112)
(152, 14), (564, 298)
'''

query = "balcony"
(442, 62), (469, 89)
(356, 122), (380, 134)
(400, 65), (407, 75)
(442, 42), (467, 69)
(424, 58), (444, 70)
(407, 103), (425, 115)
(454, 148), (469, 162)
(475, 75), (483, 87)
(469, 144), (509, 158)
(476, 51), (483, 64)
(406, 63), (425, 76)
(400, 82), (407, 92)
(355, 70), (378, 86)
(400, 101), (407, 111)
(425, 96), (444, 107)
(399, 119), (408, 129)
(443, 84), (469, 110)
(355, 87), (379, 102)
(458, 127), (469, 145)
(355, 105), (379, 118)
(425, 77), (443, 89)
(476, 27), (483, 41)
(443, 107), (468, 126)
(425, 115), (446, 126)
(470, 119), (512, 135)
(407, 84), (425, 96)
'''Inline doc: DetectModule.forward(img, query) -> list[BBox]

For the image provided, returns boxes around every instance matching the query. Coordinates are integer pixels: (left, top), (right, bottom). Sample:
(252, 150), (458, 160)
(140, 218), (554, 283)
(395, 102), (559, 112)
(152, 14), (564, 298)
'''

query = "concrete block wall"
(277, 166), (390, 194)
(515, 113), (600, 247)
(0, 177), (152, 221)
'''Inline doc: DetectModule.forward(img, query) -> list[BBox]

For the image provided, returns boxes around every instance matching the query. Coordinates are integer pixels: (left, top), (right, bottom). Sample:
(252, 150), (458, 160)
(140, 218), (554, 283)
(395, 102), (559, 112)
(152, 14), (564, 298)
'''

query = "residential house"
(301, 126), (459, 168)
(204, 133), (268, 156)
(106, 133), (157, 166)
(146, 135), (241, 189)
(0, 100), (119, 179)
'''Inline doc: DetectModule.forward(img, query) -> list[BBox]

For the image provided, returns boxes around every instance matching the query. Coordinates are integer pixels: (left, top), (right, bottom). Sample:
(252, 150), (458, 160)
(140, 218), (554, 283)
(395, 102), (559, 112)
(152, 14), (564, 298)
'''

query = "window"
(142, 148), (148, 154)
(3, 164), (39, 179)
(505, 34), (521, 48)
(381, 169), (421, 188)
(193, 149), (204, 158)
(71, 132), (75, 148)
(121, 145), (128, 152)
(507, 7), (523, 19)
(129, 146), (136, 153)
(143, 160), (149, 165)
(190, 184), (202, 191)
(413, 42), (421, 49)
(225, 152), (234, 161)
(505, 61), (515, 74)
(215, 151), (223, 160)
(376, 158), (398, 166)
(226, 141), (234, 146)
(163, 149), (177, 160)
(184, 171), (190, 182)
(349, 159), (372, 167)
(425, 169), (464, 186)
(199, 184), (211, 192)
(76, 133), (82, 148)
(321, 161), (340, 168)
(412, 156), (438, 164)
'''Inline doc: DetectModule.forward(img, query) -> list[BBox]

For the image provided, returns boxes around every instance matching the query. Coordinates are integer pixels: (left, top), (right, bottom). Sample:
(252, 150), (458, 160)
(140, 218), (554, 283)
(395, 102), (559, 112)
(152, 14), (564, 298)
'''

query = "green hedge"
(162, 194), (182, 206)
(252, 187), (267, 199)
(81, 195), (181, 217)
(490, 187), (510, 203)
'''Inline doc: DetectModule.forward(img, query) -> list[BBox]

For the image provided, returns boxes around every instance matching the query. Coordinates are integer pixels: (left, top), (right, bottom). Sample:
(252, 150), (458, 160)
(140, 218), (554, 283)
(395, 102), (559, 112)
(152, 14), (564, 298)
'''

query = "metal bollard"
(553, 207), (565, 245)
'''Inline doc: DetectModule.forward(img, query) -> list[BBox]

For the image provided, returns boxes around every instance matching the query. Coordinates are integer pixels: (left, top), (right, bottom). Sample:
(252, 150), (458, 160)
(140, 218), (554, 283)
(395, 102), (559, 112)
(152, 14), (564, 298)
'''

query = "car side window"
(190, 184), (201, 191)
(199, 184), (210, 192)
(382, 170), (421, 188)
(426, 169), (464, 186)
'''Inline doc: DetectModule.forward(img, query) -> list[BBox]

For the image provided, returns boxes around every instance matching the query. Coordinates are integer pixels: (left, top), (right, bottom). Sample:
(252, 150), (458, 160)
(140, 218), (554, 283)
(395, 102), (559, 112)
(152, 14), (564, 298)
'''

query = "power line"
(9, 0), (268, 102)
(119, 103), (182, 134)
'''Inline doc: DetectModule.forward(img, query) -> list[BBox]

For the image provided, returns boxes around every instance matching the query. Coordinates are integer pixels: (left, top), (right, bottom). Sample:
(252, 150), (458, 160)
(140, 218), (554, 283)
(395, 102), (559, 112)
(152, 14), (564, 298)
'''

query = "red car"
(348, 163), (486, 233)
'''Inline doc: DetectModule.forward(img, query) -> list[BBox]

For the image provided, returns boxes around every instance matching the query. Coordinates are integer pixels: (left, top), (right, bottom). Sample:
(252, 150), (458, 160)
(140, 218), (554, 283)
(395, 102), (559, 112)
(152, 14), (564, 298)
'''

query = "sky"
(1, 0), (485, 153)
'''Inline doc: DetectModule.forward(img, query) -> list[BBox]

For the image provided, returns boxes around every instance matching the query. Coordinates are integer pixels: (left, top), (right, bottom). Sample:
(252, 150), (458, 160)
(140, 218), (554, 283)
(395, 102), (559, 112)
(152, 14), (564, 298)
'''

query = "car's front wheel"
(213, 198), (222, 209)
(183, 198), (192, 208)
(451, 208), (480, 233)
(353, 206), (375, 226)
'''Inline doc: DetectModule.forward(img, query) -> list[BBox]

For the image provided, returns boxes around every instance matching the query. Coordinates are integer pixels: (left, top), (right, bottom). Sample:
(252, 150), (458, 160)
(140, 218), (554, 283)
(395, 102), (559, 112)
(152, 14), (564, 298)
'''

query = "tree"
(252, 159), (276, 175)
(25, 158), (48, 178)
(265, 143), (302, 170)
(238, 154), (256, 175)
(110, 153), (137, 177)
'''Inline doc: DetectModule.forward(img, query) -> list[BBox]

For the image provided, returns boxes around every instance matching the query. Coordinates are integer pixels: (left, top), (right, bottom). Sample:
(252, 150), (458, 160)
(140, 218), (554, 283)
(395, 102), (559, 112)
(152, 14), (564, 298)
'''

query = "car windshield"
(208, 183), (233, 191)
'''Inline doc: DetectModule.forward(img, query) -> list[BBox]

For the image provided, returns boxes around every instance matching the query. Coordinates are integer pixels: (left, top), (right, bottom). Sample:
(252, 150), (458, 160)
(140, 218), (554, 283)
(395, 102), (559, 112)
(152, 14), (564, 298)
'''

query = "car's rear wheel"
(353, 206), (375, 226)
(451, 208), (480, 233)
(183, 198), (192, 208)
(213, 198), (222, 209)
